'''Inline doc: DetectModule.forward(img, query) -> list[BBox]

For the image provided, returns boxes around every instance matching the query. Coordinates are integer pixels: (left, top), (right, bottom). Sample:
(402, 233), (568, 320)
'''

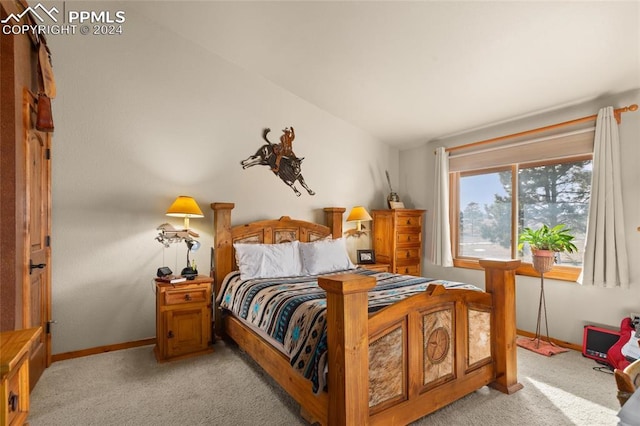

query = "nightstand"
(154, 276), (214, 362)
(358, 263), (391, 273)
(1, 327), (41, 426)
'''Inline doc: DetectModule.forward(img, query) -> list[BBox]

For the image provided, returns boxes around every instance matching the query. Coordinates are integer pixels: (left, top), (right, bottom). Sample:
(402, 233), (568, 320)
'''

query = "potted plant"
(518, 224), (578, 273)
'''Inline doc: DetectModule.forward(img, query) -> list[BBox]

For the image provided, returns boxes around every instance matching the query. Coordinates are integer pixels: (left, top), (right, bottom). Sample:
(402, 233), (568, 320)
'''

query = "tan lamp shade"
(166, 196), (204, 229)
(347, 206), (372, 231)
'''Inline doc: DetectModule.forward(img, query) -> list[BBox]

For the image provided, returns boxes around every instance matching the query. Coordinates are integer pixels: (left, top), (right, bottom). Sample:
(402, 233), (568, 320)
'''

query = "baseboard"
(50, 331), (579, 363)
(516, 329), (582, 352)
(52, 337), (156, 362)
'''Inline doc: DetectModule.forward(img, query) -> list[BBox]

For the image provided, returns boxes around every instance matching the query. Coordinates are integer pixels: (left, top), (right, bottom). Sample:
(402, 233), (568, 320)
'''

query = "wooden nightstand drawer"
(164, 287), (208, 305)
(358, 263), (390, 273)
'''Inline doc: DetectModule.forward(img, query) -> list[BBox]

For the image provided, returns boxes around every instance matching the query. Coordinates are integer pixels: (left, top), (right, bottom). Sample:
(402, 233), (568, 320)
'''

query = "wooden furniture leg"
(323, 207), (346, 239)
(319, 273), (376, 426)
(211, 202), (235, 337)
(479, 259), (523, 394)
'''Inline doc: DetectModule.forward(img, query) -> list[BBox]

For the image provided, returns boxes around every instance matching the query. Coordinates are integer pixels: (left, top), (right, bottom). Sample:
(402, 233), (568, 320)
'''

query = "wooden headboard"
(210, 203), (345, 295)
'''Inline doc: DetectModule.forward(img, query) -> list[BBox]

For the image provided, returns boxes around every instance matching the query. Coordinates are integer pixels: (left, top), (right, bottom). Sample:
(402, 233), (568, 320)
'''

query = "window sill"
(453, 258), (580, 282)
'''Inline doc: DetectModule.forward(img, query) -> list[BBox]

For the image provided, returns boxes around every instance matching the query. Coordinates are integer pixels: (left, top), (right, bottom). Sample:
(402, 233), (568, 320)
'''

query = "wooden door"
(0, 1), (54, 389)
(23, 90), (52, 388)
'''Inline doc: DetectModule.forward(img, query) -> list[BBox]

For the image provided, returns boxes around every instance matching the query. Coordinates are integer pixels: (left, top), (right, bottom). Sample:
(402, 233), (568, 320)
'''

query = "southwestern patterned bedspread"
(218, 268), (480, 392)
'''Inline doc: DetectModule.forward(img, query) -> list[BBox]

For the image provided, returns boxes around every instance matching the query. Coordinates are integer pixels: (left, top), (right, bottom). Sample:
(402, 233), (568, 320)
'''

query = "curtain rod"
(444, 104), (638, 154)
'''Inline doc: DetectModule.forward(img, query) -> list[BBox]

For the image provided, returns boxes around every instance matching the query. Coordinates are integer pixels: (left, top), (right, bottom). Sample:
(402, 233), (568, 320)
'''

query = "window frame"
(450, 154), (593, 282)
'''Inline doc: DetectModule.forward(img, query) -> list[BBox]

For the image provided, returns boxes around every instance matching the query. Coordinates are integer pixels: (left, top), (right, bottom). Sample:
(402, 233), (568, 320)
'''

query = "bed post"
(211, 202), (235, 336)
(479, 259), (523, 395)
(324, 207), (346, 239)
(318, 273), (376, 426)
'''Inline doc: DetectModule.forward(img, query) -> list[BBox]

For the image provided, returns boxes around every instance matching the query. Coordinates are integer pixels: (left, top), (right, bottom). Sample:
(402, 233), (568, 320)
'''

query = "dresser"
(372, 209), (426, 276)
(154, 276), (214, 362)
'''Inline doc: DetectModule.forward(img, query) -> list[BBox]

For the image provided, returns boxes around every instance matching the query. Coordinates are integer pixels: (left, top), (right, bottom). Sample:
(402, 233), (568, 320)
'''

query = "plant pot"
(532, 249), (555, 274)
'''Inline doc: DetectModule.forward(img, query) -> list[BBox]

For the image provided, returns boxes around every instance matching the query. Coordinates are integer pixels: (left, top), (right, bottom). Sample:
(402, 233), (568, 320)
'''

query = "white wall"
(47, 3), (397, 354)
(400, 89), (640, 345)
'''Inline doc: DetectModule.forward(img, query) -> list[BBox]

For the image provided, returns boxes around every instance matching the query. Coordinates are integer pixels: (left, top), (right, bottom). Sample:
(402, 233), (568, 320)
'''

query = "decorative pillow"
(234, 241), (302, 280)
(299, 238), (355, 275)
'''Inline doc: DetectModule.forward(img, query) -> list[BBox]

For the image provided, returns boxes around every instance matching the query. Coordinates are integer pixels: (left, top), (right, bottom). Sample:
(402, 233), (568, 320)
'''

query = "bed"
(211, 203), (522, 425)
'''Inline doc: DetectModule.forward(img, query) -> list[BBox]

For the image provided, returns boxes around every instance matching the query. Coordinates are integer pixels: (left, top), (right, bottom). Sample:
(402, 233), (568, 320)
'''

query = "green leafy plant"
(518, 224), (578, 254)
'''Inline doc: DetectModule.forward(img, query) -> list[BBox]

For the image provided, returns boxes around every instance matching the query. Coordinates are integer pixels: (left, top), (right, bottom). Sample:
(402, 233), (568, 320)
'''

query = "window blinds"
(448, 128), (595, 173)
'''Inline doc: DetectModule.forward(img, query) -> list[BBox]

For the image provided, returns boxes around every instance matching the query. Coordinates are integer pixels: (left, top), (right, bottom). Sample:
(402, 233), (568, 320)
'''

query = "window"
(449, 128), (594, 281)
(458, 169), (512, 260)
(518, 158), (591, 267)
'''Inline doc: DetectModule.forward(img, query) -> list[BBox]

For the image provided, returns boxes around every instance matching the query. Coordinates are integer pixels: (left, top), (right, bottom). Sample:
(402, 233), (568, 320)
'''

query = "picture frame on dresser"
(357, 249), (376, 264)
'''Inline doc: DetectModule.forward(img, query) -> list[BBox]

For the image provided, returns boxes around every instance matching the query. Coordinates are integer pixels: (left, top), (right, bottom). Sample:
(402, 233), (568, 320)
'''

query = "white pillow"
(299, 238), (355, 275)
(234, 241), (302, 280)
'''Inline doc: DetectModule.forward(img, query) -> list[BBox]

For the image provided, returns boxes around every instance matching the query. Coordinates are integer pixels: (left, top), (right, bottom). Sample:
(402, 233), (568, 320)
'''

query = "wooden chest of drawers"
(154, 276), (214, 362)
(372, 209), (426, 276)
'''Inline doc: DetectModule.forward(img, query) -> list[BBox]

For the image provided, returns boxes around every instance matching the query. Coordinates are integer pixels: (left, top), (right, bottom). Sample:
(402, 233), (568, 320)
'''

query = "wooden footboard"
(319, 259), (521, 426)
(223, 260), (520, 426)
(364, 283), (495, 424)
(211, 203), (521, 425)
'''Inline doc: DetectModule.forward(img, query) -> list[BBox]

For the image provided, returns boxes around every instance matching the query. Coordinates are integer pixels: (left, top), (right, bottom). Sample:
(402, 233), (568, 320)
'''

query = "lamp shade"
(346, 206), (372, 223)
(166, 196), (204, 229)
(166, 196), (204, 218)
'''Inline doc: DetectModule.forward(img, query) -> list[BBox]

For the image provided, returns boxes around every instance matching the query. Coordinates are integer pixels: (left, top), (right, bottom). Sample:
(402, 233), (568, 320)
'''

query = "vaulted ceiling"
(134, 1), (640, 148)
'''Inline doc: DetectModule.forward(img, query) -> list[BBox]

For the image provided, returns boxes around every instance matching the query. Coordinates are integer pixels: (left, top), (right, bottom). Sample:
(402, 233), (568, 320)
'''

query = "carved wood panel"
(369, 323), (405, 410)
(468, 307), (492, 369)
(422, 306), (454, 388)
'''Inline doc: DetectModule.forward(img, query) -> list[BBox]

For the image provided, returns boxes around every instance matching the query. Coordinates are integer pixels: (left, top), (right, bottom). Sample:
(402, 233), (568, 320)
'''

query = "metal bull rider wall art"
(241, 127), (316, 197)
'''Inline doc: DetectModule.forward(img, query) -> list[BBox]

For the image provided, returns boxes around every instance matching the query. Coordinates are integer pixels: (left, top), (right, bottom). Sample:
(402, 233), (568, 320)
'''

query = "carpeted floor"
(30, 341), (621, 425)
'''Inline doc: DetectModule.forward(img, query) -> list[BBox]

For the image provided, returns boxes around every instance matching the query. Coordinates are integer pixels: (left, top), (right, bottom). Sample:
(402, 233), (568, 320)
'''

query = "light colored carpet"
(30, 341), (621, 425)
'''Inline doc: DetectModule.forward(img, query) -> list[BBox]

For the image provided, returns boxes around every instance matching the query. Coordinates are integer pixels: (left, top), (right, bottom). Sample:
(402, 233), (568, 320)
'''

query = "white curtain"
(579, 106), (629, 287)
(430, 147), (453, 267)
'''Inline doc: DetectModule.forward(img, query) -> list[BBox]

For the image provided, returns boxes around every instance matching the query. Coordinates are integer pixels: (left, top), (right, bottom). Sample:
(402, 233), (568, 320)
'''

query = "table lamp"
(345, 206), (372, 238)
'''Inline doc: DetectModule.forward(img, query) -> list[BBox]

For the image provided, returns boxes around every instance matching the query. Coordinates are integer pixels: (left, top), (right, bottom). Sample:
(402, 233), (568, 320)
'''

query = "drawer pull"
(8, 391), (18, 412)
(184, 294), (192, 301)
(168, 331), (174, 339)
(406, 251), (410, 258)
